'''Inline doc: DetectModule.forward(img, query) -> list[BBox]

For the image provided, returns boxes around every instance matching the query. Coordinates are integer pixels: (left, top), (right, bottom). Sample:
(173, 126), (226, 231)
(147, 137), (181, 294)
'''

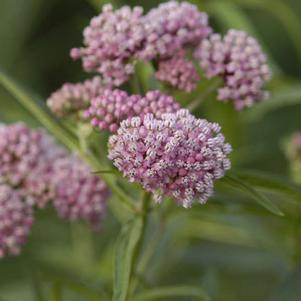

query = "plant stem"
(187, 77), (223, 112)
(128, 192), (152, 299)
(50, 282), (62, 301)
(130, 71), (142, 95)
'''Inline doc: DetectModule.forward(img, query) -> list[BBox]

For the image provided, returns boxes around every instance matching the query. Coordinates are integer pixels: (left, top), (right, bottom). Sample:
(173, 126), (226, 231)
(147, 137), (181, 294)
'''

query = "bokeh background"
(1, 0), (301, 300)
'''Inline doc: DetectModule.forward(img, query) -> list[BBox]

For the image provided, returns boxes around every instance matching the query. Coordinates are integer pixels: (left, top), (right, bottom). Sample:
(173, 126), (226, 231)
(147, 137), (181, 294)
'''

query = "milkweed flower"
(51, 156), (109, 228)
(71, 2), (210, 86)
(108, 109), (231, 207)
(85, 89), (180, 133)
(155, 51), (200, 92)
(194, 30), (271, 110)
(139, 1), (212, 61)
(0, 123), (66, 208)
(47, 76), (105, 117)
(0, 185), (33, 258)
(70, 4), (145, 86)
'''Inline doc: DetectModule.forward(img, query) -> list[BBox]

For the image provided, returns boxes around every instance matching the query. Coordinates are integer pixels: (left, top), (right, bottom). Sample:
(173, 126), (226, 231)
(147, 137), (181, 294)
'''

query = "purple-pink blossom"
(194, 30), (271, 110)
(51, 156), (109, 228)
(155, 51), (200, 92)
(139, 1), (211, 61)
(0, 185), (33, 257)
(85, 89), (180, 133)
(108, 109), (231, 207)
(70, 4), (145, 86)
(0, 123), (66, 208)
(71, 2), (210, 86)
(47, 76), (105, 117)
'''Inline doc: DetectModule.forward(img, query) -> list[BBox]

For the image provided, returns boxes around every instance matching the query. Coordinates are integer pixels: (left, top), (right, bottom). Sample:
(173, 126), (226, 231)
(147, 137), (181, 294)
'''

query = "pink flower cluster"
(71, 1), (211, 88)
(0, 123), (66, 208)
(85, 89), (180, 133)
(52, 156), (109, 228)
(108, 109), (231, 208)
(140, 1), (211, 61)
(0, 123), (109, 256)
(47, 76), (105, 117)
(70, 4), (145, 86)
(155, 51), (200, 92)
(194, 30), (271, 110)
(0, 185), (33, 258)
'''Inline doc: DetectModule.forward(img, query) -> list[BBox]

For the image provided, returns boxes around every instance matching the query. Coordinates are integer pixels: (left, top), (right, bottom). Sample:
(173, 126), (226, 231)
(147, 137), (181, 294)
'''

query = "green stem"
(49, 282), (62, 301)
(187, 77), (223, 112)
(128, 192), (152, 299)
(130, 71), (142, 95)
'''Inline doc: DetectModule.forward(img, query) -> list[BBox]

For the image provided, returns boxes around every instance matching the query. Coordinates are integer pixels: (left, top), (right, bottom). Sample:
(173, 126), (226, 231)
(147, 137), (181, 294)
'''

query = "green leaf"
(245, 84), (301, 122)
(113, 216), (144, 301)
(270, 265), (301, 301)
(233, 169), (301, 204)
(222, 175), (284, 216)
(132, 285), (210, 301)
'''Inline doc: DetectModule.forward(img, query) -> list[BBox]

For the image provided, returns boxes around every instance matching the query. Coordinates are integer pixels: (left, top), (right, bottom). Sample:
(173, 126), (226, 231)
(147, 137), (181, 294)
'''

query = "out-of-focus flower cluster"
(0, 123), (66, 208)
(109, 109), (231, 208)
(52, 155), (109, 228)
(85, 89), (180, 133)
(0, 123), (109, 257)
(194, 30), (271, 110)
(0, 185), (33, 258)
(47, 76), (105, 117)
(155, 51), (200, 92)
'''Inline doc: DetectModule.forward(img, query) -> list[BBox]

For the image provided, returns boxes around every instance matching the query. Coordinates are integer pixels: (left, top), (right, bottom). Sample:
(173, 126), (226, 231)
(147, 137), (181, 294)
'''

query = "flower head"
(194, 30), (271, 109)
(0, 123), (66, 208)
(139, 1), (211, 61)
(52, 156), (109, 228)
(47, 76), (105, 117)
(0, 185), (33, 258)
(108, 109), (231, 207)
(71, 4), (145, 86)
(155, 51), (200, 92)
(85, 89), (180, 133)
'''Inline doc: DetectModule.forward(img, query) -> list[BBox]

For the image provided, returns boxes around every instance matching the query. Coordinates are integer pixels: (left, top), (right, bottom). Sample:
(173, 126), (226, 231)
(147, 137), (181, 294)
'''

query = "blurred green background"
(1, 0), (301, 300)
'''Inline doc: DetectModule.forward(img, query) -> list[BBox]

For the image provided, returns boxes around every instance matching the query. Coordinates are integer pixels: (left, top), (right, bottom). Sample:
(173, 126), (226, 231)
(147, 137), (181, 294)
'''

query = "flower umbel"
(71, 4), (145, 86)
(108, 109), (231, 208)
(155, 51), (200, 92)
(0, 123), (66, 208)
(85, 89), (180, 133)
(47, 76), (105, 117)
(52, 155), (109, 228)
(194, 29), (271, 109)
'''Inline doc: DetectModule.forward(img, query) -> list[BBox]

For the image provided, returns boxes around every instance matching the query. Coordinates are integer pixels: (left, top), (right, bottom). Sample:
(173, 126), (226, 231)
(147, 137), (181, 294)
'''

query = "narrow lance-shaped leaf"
(132, 285), (210, 301)
(113, 216), (143, 301)
(233, 169), (301, 204)
(222, 175), (284, 216)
